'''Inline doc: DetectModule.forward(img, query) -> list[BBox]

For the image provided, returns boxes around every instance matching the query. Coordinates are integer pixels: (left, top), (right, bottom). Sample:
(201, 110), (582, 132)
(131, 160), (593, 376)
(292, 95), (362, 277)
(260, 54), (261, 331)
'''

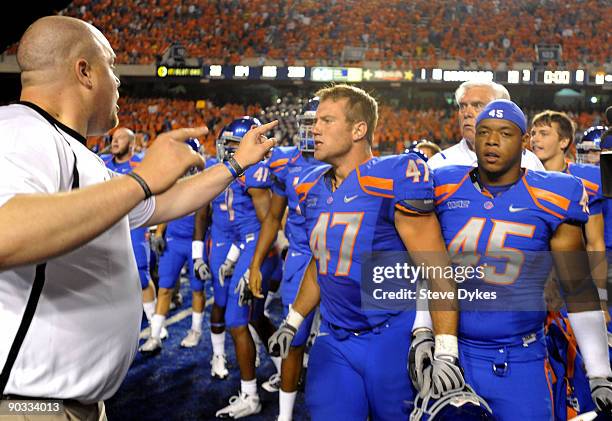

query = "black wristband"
(228, 156), (245, 177)
(126, 172), (152, 199)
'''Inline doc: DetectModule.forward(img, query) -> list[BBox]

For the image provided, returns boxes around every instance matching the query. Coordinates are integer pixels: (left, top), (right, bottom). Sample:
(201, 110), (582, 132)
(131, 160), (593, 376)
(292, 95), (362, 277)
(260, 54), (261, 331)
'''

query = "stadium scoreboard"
(155, 64), (611, 87)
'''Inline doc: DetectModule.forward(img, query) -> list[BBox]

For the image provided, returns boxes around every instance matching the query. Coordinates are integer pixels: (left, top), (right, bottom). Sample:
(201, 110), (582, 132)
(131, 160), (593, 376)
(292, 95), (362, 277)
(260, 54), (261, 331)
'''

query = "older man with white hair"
(428, 80), (544, 171)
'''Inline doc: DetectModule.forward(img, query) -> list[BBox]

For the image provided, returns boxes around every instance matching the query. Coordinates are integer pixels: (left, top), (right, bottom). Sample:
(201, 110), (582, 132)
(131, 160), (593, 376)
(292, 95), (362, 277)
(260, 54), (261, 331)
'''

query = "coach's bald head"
(17, 16), (120, 136)
(17, 16), (112, 86)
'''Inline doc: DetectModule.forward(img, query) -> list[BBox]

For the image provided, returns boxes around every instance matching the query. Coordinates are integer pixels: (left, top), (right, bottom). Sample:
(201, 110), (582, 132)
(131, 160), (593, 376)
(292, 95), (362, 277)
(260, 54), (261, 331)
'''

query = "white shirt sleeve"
(521, 149), (545, 171)
(427, 151), (446, 170)
(0, 123), (63, 207)
(107, 170), (156, 229)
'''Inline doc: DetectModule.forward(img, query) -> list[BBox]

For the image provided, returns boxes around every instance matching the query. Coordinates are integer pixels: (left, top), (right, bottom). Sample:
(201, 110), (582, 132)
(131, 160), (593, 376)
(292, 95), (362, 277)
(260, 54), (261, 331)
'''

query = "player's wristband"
(286, 305), (305, 329)
(228, 156), (245, 177)
(192, 240), (204, 260)
(226, 243), (241, 263)
(126, 171), (152, 199)
(223, 160), (238, 178)
(434, 334), (459, 359)
(598, 288), (608, 302)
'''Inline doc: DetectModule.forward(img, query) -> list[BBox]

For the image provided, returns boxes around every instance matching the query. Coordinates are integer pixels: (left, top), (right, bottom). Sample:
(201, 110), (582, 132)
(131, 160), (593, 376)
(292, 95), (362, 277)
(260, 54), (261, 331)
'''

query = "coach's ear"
(75, 58), (93, 90)
(352, 120), (368, 143)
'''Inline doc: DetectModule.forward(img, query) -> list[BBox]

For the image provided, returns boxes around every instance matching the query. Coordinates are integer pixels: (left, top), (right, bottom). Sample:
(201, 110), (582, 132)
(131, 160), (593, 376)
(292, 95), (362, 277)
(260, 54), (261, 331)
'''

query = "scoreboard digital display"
(154, 64), (610, 88)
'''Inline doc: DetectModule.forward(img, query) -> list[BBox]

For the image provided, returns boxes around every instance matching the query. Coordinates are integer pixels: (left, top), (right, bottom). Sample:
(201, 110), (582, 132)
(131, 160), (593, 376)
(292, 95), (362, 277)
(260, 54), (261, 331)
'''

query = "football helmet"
(216, 116), (262, 162)
(184, 137), (201, 175)
(576, 125), (608, 164)
(297, 97), (319, 153)
(409, 385), (494, 421)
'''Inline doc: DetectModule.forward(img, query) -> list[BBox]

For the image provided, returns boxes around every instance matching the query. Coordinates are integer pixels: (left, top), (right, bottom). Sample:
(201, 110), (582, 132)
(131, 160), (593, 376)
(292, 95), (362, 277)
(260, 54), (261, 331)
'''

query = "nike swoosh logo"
(344, 195), (358, 203)
(215, 242), (226, 247)
(509, 205), (528, 213)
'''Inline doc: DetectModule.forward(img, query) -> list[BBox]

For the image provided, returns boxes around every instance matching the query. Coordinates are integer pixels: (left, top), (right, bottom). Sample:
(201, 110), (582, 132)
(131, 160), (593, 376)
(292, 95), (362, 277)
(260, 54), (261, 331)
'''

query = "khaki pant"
(0, 401), (106, 421)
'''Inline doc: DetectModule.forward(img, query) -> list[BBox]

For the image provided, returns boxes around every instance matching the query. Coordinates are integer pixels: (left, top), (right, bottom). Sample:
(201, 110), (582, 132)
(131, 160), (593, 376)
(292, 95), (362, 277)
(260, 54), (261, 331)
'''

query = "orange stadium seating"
(8, 0), (607, 68)
(87, 97), (606, 156)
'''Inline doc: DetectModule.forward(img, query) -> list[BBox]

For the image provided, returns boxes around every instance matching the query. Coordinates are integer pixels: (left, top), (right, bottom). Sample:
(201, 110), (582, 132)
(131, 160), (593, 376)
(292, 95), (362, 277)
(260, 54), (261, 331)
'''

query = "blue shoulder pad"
(524, 170), (589, 225)
(244, 160), (273, 189)
(567, 163), (603, 215)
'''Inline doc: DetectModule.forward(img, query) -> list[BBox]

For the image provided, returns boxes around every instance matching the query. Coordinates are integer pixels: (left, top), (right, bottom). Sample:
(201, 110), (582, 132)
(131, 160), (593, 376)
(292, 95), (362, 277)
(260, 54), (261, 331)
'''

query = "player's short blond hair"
(315, 84), (378, 145)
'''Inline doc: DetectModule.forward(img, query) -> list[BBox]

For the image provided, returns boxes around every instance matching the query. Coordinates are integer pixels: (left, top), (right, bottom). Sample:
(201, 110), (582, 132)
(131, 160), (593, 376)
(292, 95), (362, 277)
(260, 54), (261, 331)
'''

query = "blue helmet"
(185, 137), (200, 153)
(297, 97), (319, 153)
(576, 125), (608, 164)
(410, 385), (494, 421)
(184, 137), (202, 175)
(216, 116), (262, 162)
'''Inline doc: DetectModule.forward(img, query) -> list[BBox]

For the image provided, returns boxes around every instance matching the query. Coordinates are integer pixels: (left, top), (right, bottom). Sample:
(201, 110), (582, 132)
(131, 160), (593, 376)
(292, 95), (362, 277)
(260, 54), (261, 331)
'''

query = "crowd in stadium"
(7, 0), (607, 68)
(88, 96), (607, 158)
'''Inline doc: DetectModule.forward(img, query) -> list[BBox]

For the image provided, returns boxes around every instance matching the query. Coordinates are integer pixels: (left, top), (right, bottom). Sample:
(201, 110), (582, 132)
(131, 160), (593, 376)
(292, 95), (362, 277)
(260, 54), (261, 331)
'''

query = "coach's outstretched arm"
(0, 123), (277, 270)
(0, 127), (202, 270)
(146, 121), (277, 224)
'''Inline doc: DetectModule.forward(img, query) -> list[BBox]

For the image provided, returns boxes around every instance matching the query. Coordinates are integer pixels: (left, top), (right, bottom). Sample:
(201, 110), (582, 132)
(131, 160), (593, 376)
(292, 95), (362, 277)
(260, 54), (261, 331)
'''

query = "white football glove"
(590, 377), (612, 413)
(235, 269), (253, 307)
(194, 258), (212, 281)
(408, 328), (435, 392)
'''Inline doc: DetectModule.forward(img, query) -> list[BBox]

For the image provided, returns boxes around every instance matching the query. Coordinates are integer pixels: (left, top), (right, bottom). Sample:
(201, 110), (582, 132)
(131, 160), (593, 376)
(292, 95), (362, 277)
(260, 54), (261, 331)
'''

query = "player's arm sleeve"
(107, 169), (156, 228)
(393, 153), (435, 216)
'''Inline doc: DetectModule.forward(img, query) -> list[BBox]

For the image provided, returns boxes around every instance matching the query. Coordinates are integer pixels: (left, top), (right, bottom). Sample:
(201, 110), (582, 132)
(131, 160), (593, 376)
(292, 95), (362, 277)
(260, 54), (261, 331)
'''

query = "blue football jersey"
(297, 154), (434, 330)
(104, 154), (142, 174)
(206, 157), (236, 241)
(566, 162), (604, 215)
(268, 146), (298, 179)
(273, 151), (321, 254)
(211, 191), (235, 237)
(166, 213), (195, 239)
(225, 160), (270, 239)
(433, 166), (589, 343)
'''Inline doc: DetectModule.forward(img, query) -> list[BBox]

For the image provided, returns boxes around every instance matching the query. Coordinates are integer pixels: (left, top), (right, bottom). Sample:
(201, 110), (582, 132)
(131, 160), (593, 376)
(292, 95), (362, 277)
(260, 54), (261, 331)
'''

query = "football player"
(104, 127), (158, 334)
(248, 98), (321, 421)
(432, 99), (612, 419)
(428, 80), (544, 171)
(269, 85), (462, 420)
(139, 138), (209, 353)
(215, 117), (283, 419)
